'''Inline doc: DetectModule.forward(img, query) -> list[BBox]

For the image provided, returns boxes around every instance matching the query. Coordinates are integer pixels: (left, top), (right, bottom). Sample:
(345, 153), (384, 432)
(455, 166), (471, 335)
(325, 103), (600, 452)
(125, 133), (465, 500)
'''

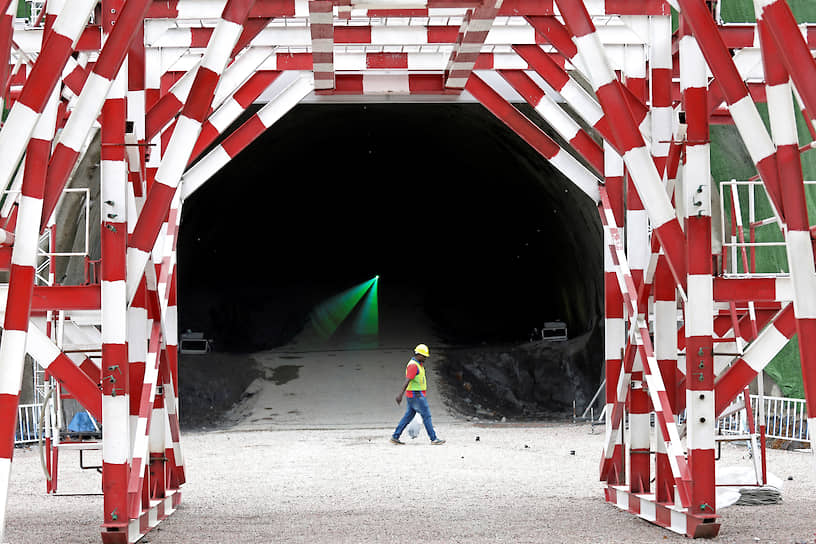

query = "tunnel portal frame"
(0, 0), (814, 542)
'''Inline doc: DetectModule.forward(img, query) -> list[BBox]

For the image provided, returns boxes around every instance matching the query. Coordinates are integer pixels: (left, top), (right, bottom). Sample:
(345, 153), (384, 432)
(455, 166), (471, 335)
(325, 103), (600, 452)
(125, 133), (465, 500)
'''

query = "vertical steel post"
(679, 18), (717, 528)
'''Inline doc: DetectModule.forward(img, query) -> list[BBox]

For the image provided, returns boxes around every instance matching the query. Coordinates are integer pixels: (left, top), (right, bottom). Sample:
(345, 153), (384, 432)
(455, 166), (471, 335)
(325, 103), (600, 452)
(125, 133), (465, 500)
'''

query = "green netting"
(719, 0), (816, 23)
(712, 100), (816, 399)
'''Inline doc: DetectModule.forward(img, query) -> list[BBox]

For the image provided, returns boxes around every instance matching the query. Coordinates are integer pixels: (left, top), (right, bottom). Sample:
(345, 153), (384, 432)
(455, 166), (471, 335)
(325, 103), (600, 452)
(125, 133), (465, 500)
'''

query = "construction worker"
(390, 343), (446, 445)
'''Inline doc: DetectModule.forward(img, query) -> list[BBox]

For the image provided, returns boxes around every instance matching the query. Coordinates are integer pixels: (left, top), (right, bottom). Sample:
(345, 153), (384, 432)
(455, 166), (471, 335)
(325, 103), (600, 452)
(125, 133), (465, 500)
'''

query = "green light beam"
(309, 277), (376, 340)
(352, 275), (379, 344)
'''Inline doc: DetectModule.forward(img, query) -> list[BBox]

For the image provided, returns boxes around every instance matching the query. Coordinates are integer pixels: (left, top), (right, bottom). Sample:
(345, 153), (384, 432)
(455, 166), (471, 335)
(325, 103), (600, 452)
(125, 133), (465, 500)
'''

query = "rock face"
(439, 321), (603, 419)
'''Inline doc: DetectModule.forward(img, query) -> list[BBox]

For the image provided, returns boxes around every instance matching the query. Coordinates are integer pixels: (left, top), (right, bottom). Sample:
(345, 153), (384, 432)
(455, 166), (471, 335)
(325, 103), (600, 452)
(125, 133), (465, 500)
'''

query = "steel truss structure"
(0, 0), (813, 541)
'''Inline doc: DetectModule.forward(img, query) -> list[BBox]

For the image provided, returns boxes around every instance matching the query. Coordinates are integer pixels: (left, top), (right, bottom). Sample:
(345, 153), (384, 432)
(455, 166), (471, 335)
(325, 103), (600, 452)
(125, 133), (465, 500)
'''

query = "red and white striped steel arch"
(0, 0), (814, 541)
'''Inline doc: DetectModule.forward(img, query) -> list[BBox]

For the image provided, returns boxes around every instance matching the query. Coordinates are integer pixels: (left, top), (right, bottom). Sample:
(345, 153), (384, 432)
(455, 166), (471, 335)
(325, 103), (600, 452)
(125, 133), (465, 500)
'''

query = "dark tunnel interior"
(177, 102), (604, 358)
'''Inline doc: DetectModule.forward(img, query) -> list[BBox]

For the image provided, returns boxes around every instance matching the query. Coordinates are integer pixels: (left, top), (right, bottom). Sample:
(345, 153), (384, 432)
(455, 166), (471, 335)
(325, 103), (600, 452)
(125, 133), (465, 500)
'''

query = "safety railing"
(719, 180), (816, 277)
(15, 403), (42, 445)
(717, 394), (810, 444)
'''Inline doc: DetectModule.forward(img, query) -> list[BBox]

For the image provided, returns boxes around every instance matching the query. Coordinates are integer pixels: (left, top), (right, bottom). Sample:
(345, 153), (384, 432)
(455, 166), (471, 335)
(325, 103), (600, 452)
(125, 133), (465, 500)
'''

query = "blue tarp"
(68, 412), (97, 433)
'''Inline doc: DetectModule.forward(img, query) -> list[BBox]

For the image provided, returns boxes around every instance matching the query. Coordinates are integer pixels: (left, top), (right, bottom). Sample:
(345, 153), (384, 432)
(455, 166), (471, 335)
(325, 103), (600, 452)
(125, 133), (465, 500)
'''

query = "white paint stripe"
(126, 248), (151, 303)
(728, 94), (776, 161)
(181, 146), (231, 201)
(11, 196), (42, 268)
(623, 146), (676, 227)
(201, 20), (243, 73)
(574, 33), (615, 90)
(548, 150), (600, 202)
(102, 396), (130, 463)
(605, 318), (625, 359)
(0, 103), (39, 190)
(686, 389), (715, 450)
(559, 80), (604, 126)
(52, 0), (96, 45)
(155, 115), (202, 189)
(626, 209), (649, 271)
(534, 97), (580, 140)
(370, 26), (428, 44)
(742, 323), (789, 372)
(786, 230), (816, 318)
(629, 412), (651, 447)
(60, 73), (113, 151)
(0, 331), (27, 394)
(654, 300), (677, 359)
(101, 281), (128, 344)
(686, 275), (713, 337)
(649, 15), (672, 70)
(766, 82), (798, 146)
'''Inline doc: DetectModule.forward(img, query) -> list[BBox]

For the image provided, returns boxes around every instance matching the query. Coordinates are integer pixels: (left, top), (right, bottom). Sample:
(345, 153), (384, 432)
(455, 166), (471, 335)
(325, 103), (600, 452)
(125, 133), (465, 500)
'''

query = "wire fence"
(718, 394), (810, 444)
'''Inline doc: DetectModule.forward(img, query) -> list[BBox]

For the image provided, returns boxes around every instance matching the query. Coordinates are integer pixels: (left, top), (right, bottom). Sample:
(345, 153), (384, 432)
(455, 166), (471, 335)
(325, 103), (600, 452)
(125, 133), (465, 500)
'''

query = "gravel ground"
(5, 422), (815, 544)
(4, 345), (815, 543)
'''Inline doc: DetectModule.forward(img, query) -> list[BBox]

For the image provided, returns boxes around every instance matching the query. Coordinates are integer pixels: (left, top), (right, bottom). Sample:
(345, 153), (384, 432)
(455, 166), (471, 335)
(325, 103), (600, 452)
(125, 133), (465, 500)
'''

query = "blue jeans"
(393, 393), (438, 441)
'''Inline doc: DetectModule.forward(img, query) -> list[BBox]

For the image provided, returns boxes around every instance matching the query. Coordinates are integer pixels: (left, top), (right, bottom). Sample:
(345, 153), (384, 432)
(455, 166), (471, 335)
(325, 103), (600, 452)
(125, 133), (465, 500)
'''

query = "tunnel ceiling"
(178, 102), (603, 351)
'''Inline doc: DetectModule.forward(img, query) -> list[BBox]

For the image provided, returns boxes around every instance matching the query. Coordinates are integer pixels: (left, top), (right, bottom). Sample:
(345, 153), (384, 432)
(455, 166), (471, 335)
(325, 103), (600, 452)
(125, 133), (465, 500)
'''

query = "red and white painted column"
(127, 0), (258, 303)
(602, 143), (625, 485)
(622, 41), (651, 495)
(648, 13), (673, 177)
(444, 1), (501, 90)
(675, 0), (783, 219)
(99, 36), (131, 543)
(756, 6), (816, 445)
(0, 82), (59, 543)
(40, 0), (152, 231)
(308, 0), (334, 91)
(679, 20), (716, 522)
(553, 0), (687, 289)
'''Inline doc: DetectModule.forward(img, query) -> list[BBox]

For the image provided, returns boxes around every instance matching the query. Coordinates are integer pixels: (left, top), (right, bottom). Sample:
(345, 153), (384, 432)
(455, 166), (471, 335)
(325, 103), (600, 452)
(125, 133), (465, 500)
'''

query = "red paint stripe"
(367, 8), (427, 17)
(367, 53), (408, 69)
(686, 219), (712, 275)
(715, 358), (759, 415)
(50, 354), (102, 420)
(594, 83), (642, 154)
(652, 220), (688, 291)
(335, 26), (371, 43)
(553, 0), (593, 38)
(190, 27), (212, 48)
(512, 45), (568, 89)
(0, 393), (21, 459)
(181, 67), (219, 123)
(526, 15), (577, 58)
(22, 138), (50, 198)
(146, 94), (183, 141)
(275, 53), (313, 70)
(233, 71), (279, 108)
(222, 115), (265, 158)
(129, 182), (176, 253)
(18, 32), (72, 111)
(427, 26), (459, 43)
(465, 74), (559, 159)
(221, 0), (256, 24)
(5, 264), (35, 331)
(192, 122), (219, 160)
(80, 358), (101, 384)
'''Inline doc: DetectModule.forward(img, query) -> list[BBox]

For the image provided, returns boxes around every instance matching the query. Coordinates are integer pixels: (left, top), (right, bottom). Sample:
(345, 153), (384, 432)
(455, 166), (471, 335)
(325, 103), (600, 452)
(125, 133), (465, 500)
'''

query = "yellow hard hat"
(414, 343), (430, 357)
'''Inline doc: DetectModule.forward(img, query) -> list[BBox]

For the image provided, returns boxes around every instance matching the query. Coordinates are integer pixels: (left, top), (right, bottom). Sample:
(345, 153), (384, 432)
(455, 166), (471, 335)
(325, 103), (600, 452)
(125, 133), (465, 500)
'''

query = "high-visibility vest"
(406, 359), (426, 391)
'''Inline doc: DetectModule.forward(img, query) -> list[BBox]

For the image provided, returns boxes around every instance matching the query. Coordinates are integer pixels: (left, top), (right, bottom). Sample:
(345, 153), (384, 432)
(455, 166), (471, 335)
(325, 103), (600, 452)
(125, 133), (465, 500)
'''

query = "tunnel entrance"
(176, 102), (605, 425)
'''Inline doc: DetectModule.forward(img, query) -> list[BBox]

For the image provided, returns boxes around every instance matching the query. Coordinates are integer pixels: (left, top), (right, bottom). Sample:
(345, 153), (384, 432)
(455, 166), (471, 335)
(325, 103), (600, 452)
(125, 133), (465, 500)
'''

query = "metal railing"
(718, 394), (810, 444)
(15, 403), (42, 445)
